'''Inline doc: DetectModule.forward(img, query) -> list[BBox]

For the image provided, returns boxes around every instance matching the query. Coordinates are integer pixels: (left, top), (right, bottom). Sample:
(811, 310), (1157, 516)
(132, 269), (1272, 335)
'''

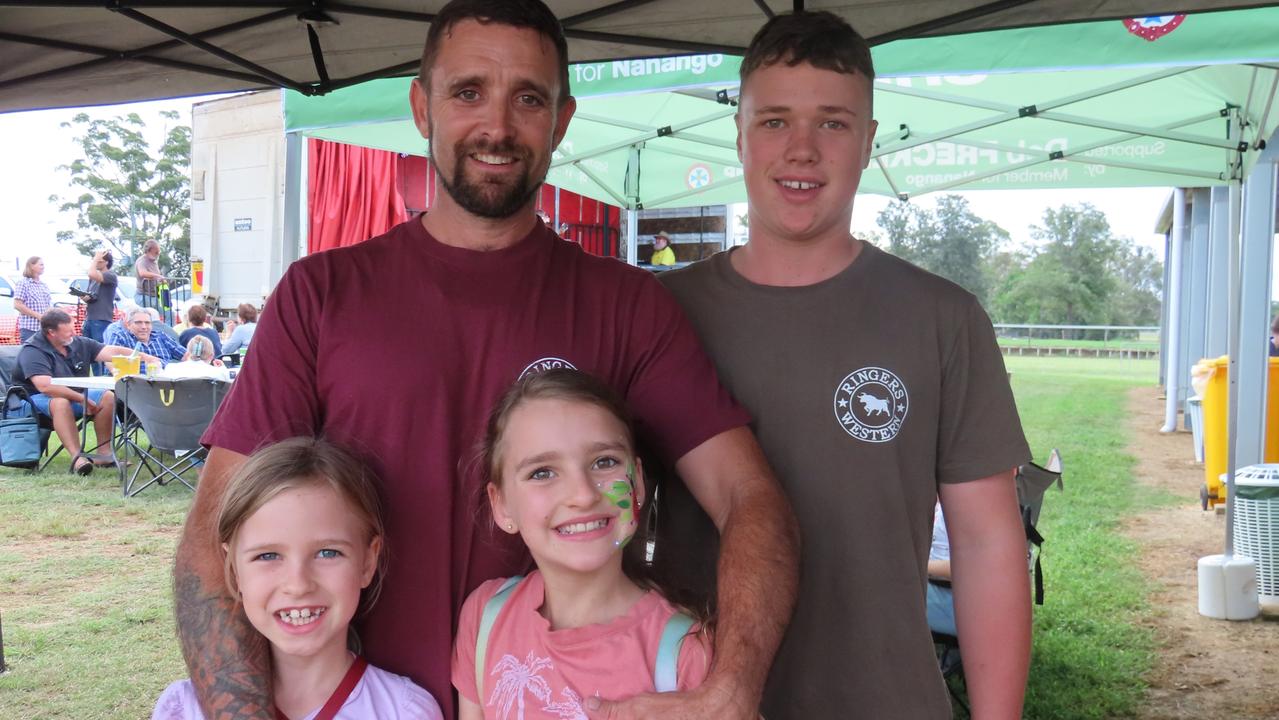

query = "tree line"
(873, 196), (1162, 336)
(52, 111), (191, 279)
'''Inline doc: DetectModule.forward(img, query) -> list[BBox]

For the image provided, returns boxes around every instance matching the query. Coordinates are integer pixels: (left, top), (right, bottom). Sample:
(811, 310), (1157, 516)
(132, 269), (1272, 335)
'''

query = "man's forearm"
(707, 478), (799, 710)
(174, 566), (272, 718)
(174, 447), (272, 719)
(33, 383), (86, 404)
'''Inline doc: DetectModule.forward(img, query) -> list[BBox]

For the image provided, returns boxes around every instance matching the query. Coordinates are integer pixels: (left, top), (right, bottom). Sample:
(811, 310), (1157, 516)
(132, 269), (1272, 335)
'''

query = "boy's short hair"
(740, 11), (876, 98)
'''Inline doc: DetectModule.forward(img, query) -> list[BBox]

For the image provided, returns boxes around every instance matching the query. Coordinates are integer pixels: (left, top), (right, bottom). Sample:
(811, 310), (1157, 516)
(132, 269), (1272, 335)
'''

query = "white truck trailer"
(189, 90), (304, 315)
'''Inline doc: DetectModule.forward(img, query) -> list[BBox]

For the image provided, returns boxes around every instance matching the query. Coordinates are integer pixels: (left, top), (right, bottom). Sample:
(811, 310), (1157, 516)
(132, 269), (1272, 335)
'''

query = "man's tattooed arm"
(173, 447), (272, 719)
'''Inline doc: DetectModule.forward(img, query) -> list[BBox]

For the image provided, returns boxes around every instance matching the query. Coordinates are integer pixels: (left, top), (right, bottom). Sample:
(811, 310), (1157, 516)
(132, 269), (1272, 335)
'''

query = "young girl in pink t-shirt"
(453, 369), (712, 720)
(153, 438), (444, 720)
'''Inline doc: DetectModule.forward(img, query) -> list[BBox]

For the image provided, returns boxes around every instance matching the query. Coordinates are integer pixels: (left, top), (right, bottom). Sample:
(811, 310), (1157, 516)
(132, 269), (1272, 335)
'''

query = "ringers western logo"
(833, 366), (909, 443)
(519, 357), (578, 379)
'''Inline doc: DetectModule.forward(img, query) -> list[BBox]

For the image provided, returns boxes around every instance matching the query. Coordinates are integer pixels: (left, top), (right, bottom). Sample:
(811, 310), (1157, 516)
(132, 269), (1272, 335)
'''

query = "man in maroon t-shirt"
(172, 2), (799, 719)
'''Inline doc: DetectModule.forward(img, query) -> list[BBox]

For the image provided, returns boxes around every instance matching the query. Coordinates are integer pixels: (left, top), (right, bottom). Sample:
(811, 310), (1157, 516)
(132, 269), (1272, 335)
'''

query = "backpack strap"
(654, 611), (695, 693)
(475, 575), (524, 700)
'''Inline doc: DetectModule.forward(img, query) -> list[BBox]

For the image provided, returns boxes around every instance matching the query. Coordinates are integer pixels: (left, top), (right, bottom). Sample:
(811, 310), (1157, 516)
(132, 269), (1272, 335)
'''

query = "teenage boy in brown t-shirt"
(660, 11), (1032, 720)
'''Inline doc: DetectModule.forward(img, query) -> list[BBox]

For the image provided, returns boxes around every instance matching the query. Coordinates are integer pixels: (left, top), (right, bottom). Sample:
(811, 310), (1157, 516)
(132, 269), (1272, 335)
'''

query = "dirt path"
(1123, 386), (1279, 719)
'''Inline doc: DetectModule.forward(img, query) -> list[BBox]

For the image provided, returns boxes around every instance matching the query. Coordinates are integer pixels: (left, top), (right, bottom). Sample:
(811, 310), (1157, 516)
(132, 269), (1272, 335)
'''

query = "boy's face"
(736, 60), (877, 245)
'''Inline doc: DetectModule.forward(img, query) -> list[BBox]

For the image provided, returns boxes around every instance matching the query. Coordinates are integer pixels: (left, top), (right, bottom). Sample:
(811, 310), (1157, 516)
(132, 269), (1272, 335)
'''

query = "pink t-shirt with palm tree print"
(452, 571), (711, 720)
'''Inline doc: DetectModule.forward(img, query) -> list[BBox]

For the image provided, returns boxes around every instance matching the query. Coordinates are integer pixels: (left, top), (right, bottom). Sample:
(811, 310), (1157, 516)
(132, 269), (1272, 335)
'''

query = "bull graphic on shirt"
(834, 366), (910, 443)
(857, 392), (890, 417)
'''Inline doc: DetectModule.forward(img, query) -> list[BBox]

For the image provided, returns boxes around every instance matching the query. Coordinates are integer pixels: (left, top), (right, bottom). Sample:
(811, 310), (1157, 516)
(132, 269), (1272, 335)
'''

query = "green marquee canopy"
(284, 8), (1279, 208)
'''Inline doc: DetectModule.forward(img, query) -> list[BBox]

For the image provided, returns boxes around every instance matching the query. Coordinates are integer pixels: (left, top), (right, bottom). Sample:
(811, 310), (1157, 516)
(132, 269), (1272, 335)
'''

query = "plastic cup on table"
(110, 356), (141, 376)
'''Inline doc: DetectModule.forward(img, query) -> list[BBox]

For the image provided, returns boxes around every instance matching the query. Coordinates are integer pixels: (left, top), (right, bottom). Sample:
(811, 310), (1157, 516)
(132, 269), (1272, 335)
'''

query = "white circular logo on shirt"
(833, 366), (909, 443)
(519, 357), (578, 379)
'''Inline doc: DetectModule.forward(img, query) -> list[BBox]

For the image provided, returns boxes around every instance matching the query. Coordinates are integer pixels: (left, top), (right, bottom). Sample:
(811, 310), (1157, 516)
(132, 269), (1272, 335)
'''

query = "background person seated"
(104, 309), (186, 366)
(221, 302), (258, 355)
(926, 501), (958, 637)
(14, 309), (161, 475)
(650, 230), (677, 266)
(178, 304), (222, 358)
(159, 336), (230, 381)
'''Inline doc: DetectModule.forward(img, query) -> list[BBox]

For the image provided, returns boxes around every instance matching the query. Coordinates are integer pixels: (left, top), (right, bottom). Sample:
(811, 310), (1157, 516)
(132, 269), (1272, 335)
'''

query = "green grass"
(0, 355), (1174, 718)
(0, 453), (192, 720)
(1007, 355), (1176, 720)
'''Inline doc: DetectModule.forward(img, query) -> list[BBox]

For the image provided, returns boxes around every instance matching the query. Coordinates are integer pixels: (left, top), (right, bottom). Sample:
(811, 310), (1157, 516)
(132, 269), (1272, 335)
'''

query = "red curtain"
(307, 138), (409, 254)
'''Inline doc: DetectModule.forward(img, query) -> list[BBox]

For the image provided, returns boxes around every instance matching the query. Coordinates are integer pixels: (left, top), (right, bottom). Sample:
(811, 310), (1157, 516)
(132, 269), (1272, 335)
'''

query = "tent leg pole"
(625, 209), (639, 266)
(1162, 188), (1187, 433)
(284, 131), (304, 264)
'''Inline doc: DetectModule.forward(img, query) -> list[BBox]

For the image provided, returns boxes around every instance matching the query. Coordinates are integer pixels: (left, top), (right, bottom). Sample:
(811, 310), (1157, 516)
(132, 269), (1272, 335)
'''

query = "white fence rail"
(994, 324), (1161, 359)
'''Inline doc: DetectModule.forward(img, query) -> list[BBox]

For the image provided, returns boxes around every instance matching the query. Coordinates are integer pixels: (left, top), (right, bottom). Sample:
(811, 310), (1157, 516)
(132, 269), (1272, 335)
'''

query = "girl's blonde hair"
(217, 437), (388, 614)
(22, 256), (41, 279)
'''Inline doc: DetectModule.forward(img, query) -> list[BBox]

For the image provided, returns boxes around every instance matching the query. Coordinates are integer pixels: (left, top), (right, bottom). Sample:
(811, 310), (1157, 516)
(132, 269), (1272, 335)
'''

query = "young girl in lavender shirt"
(453, 369), (712, 720)
(153, 438), (443, 720)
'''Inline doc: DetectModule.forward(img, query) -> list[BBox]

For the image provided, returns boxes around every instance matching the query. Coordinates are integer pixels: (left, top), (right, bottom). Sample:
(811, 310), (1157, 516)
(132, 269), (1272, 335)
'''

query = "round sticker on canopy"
(686, 164), (712, 190)
(1122, 15), (1186, 42)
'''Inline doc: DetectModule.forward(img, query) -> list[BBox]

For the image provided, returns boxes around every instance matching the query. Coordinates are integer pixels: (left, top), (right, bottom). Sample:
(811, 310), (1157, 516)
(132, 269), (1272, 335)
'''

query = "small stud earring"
(506, 522), (515, 531)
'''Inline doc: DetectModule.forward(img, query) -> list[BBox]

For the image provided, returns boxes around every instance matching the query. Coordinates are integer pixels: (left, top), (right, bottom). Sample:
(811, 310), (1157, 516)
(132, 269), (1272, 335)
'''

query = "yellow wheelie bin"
(1197, 355), (1279, 509)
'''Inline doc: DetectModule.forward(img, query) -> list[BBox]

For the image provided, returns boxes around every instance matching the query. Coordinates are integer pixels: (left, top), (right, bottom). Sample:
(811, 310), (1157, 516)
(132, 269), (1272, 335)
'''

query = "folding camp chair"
(931, 449), (1063, 717)
(0, 346), (110, 472)
(114, 376), (229, 497)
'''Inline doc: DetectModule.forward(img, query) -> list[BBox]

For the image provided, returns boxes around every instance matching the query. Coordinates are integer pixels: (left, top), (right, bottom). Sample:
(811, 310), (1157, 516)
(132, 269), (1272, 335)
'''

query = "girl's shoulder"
(644, 595), (713, 693)
(151, 679), (205, 720)
(360, 663), (445, 719)
(460, 573), (537, 617)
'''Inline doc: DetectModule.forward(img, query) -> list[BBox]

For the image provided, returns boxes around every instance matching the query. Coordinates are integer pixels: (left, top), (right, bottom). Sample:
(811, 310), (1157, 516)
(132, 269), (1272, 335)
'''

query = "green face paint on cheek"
(601, 460), (638, 548)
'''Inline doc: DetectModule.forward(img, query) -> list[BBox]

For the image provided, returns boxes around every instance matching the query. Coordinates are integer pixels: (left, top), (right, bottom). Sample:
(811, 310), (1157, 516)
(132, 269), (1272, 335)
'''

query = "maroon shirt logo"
(519, 357), (578, 379)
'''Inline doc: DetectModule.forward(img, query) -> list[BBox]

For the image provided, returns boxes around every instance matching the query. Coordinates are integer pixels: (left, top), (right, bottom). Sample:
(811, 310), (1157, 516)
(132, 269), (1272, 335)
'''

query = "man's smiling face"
(411, 20), (575, 220)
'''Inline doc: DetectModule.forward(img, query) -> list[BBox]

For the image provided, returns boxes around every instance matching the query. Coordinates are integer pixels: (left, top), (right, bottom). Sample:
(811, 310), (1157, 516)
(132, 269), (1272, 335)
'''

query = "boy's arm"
(940, 470), (1031, 720)
(173, 446), (274, 719)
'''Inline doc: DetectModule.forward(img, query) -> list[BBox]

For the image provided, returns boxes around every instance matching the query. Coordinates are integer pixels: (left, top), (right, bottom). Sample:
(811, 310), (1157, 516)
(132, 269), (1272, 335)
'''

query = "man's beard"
(431, 135), (544, 219)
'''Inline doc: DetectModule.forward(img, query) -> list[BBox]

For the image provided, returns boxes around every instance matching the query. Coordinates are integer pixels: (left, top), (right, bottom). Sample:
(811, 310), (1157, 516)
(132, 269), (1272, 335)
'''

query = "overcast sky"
(0, 95), (1222, 287)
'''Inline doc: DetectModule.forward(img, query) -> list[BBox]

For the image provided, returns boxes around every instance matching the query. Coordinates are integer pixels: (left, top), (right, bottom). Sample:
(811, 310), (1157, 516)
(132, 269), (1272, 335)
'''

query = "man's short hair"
(128, 309), (151, 324)
(188, 304), (208, 326)
(418, 0), (570, 106)
(740, 11), (876, 92)
(41, 308), (73, 336)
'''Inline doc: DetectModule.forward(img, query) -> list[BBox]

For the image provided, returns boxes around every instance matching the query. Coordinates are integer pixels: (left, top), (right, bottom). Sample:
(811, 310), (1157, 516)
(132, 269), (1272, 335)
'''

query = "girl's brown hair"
(217, 437), (387, 614)
(479, 368), (713, 630)
(22, 256), (41, 279)
(237, 303), (258, 324)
